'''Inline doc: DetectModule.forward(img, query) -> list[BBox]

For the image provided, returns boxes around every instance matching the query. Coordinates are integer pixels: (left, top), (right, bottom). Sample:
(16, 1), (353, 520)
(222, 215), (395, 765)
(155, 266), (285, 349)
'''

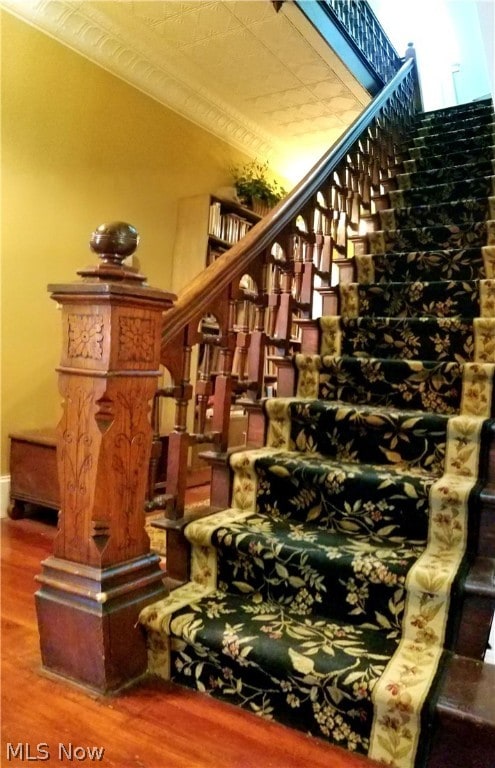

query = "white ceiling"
(2, 0), (371, 180)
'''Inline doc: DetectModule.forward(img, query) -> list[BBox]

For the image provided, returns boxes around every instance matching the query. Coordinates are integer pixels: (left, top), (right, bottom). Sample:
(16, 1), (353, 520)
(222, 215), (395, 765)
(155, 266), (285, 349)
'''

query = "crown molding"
(1, 0), (276, 159)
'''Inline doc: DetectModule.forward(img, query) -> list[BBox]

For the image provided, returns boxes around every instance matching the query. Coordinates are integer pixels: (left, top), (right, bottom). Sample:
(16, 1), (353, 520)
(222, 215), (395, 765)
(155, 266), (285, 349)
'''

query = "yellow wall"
(0, 11), (250, 477)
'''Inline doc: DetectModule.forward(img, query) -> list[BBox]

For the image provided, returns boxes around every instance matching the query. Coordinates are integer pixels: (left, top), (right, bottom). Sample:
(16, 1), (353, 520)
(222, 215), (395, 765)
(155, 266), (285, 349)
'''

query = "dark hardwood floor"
(1, 509), (375, 768)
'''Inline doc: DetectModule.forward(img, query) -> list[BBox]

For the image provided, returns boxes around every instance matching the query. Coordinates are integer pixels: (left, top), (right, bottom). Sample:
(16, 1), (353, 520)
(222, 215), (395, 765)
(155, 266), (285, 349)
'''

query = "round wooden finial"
(90, 221), (140, 266)
(77, 221), (145, 283)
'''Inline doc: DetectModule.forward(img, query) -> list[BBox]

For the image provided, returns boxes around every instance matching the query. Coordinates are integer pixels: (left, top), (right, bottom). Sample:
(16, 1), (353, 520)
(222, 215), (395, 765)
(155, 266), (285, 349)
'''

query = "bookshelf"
(171, 194), (261, 293)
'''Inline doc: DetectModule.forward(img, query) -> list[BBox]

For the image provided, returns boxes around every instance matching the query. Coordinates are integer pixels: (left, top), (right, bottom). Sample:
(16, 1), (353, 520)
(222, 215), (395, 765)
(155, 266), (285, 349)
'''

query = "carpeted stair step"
(297, 355), (495, 418)
(410, 109), (494, 147)
(355, 246), (495, 284)
(263, 398), (448, 472)
(166, 588), (401, 754)
(413, 119), (495, 144)
(416, 110), (494, 136)
(319, 315), (495, 364)
(415, 98), (493, 126)
(379, 197), (494, 230)
(368, 220), (488, 253)
(294, 354), (495, 416)
(396, 157), (495, 188)
(410, 131), (495, 158)
(185, 507), (426, 626)
(389, 176), (495, 208)
(339, 278), (494, 319)
(403, 148), (494, 173)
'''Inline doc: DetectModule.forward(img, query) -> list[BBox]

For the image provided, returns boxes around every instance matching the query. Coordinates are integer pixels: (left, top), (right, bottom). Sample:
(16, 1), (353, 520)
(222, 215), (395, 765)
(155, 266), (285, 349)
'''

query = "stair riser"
(169, 627), (389, 757)
(415, 118), (495, 140)
(369, 221), (488, 254)
(411, 133), (495, 156)
(211, 521), (417, 626)
(268, 399), (448, 473)
(254, 455), (433, 536)
(320, 316), (476, 364)
(340, 280), (489, 320)
(403, 149), (494, 173)
(398, 159), (495, 189)
(380, 198), (492, 230)
(297, 356), (495, 418)
(320, 358), (462, 413)
(356, 248), (487, 284)
(389, 176), (495, 208)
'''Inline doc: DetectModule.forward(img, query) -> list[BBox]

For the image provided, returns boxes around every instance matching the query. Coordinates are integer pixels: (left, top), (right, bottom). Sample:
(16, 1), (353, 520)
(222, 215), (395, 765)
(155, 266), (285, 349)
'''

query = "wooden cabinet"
(8, 430), (59, 518)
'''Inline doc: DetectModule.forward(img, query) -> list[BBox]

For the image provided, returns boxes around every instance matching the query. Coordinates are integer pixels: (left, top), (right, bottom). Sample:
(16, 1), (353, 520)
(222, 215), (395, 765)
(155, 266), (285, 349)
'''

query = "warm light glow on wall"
(278, 153), (318, 185)
(272, 128), (344, 187)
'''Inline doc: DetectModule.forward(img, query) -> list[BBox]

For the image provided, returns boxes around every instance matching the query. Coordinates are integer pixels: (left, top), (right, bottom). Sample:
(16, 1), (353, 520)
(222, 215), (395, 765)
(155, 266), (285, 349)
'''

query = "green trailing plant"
(231, 159), (286, 208)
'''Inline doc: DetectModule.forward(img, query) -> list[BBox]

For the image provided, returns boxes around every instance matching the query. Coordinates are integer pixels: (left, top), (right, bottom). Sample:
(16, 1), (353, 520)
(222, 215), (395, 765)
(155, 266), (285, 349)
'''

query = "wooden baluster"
(208, 297), (237, 512)
(233, 291), (250, 385)
(313, 204), (324, 273)
(276, 268), (293, 340)
(336, 164), (348, 253)
(246, 301), (267, 400)
(209, 295), (236, 452)
(319, 188), (333, 275)
(147, 390), (164, 504)
(166, 337), (193, 520)
(370, 125), (382, 191)
(292, 231), (304, 304)
(36, 222), (174, 693)
(360, 145), (372, 212)
(195, 351), (213, 438)
(300, 202), (317, 307)
(348, 154), (361, 230)
(266, 261), (282, 340)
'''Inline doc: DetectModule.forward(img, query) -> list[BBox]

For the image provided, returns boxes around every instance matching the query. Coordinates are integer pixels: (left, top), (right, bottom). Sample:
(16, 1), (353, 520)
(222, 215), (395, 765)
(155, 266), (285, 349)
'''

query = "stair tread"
(167, 586), (401, 754)
(296, 355), (495, 416)
(397, 158), (494, 187)
(323, 314), (480, 364)
(380, 197), (492, 226)
(187, 507), (426, 625)
(341, 278), (487, 320)
(356, 246), (488, 284)
(389, 176), (495, 207)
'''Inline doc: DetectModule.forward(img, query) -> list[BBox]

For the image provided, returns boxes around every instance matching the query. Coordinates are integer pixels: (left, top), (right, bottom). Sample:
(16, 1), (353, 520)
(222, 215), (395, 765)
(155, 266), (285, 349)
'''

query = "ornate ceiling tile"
(2, 0), (371, 176)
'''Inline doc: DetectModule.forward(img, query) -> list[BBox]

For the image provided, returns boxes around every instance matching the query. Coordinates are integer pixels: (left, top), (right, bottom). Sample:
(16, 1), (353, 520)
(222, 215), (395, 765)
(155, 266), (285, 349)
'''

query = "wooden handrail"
(161, 58), (415, 348)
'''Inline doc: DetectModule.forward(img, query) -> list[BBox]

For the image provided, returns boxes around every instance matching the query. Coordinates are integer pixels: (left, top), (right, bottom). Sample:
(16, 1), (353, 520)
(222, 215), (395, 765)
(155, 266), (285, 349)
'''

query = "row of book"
(208, 201), (253, 245)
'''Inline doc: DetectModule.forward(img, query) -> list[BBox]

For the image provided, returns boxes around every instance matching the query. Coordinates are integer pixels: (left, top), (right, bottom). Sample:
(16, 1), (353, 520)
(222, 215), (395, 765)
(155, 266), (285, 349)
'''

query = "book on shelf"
(207, 244), (229, 265)
(208, 201), (222, 239)
(208, 201), (254, 245)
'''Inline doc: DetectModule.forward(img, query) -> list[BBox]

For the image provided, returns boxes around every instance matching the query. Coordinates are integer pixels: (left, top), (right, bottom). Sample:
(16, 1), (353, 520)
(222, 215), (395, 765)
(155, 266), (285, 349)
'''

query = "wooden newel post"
(35, 222), (175, 692)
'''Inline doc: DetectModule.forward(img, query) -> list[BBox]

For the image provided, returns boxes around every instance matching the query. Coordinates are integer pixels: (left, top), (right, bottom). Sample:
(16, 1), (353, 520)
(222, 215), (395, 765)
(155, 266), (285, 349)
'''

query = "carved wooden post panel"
(36, 222), (175, 692)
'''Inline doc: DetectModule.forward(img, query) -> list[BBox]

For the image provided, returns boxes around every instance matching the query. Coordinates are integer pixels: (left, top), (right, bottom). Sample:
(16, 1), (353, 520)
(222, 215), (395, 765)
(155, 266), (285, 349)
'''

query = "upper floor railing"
(322, 0), (401, 84)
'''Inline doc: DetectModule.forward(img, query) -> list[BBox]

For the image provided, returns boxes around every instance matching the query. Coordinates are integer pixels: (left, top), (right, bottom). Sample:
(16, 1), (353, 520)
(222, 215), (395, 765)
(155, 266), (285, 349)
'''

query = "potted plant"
(231, 159), (286, 216)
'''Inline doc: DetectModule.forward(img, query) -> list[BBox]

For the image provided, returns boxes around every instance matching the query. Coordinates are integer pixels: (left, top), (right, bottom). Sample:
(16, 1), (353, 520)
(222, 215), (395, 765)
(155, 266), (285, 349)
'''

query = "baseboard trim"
(1, 475), (11, 518)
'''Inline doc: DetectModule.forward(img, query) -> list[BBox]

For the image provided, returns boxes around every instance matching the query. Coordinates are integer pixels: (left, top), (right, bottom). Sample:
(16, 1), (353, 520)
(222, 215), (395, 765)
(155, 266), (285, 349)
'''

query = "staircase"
(141, 99), (495, 766)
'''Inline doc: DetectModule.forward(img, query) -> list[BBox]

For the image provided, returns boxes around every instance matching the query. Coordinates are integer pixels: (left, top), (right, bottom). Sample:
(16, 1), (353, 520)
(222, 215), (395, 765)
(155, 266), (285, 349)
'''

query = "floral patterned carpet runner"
(141, 98), (495, 767)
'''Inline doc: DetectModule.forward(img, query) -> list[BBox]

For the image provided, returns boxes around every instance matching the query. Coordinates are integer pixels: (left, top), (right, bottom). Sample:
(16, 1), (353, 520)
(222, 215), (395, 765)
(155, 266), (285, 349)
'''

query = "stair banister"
(161, 58), (416, 348)
(158, 57), (419, 557)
